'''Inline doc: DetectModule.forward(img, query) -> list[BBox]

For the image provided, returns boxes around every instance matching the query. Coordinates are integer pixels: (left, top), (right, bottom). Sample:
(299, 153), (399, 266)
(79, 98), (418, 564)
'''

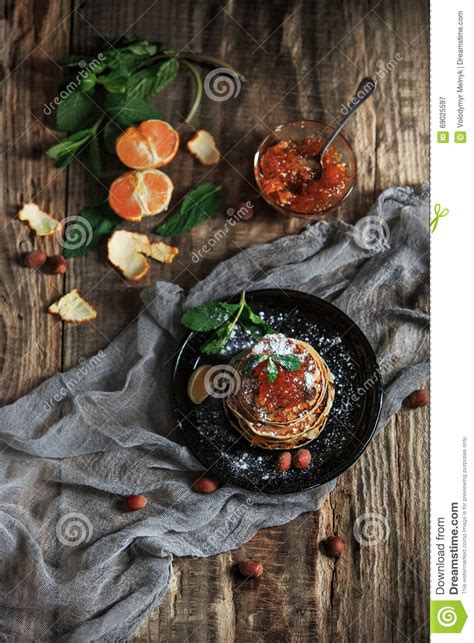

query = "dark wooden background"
(0, 0), (429, 641)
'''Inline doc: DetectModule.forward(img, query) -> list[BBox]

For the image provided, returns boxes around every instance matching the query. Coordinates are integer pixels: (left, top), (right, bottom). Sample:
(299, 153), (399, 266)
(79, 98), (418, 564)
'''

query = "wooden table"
(0, 1), (429, 640)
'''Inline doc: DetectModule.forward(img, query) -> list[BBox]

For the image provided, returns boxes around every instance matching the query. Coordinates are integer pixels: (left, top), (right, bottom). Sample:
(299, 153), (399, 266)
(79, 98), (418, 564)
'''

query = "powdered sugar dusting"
(251, 333), (305, 357)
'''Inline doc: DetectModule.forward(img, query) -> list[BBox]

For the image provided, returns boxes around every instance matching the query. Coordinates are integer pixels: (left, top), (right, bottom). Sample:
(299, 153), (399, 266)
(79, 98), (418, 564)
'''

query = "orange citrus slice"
(116, 120), (180, 170)
(108, 169), (174, 221)
(187, 365), (213, 404)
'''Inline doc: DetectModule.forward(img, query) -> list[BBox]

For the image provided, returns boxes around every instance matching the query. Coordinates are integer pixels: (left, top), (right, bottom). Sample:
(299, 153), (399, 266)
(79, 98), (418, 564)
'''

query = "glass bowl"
(254, 119), (357, 220)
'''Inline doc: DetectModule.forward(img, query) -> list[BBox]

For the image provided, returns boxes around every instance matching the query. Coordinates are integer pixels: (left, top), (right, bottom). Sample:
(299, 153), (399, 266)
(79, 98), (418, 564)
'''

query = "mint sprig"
(180, 292), (275, 355)
(47, 37), (245, 178)
(242, 352), (302, 383)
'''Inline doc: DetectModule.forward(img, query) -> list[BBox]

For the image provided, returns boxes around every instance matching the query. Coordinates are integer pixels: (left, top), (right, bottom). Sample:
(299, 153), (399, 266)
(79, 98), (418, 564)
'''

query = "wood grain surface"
(0, 0), (429, 641)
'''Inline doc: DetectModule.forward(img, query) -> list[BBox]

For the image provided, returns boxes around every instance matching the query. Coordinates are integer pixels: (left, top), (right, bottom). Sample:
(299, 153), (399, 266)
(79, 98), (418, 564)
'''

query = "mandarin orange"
(108, 169), (174, 221)
(115, 119), (180, 170)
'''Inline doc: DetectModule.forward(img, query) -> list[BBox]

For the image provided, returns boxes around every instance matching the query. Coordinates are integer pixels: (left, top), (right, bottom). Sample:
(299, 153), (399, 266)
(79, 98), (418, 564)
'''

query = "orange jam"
(255, 361), (305, 410)
(258, 137), (352, 214)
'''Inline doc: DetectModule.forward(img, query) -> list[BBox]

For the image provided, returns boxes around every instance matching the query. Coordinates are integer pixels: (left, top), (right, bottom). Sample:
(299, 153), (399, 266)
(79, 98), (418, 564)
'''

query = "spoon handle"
(319, 76), (377, 159)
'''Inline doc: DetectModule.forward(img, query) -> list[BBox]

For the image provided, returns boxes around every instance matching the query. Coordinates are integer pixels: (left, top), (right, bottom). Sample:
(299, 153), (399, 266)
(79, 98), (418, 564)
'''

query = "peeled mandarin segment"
(139, 169), (174, 216)
(108, 172), (143, 221)
(187, 365), (213, 404)
(116, 120), (180, 170)
(140, 120), (180, 166)
(108, 170), (174, 220)
(116, 129), (151, 170)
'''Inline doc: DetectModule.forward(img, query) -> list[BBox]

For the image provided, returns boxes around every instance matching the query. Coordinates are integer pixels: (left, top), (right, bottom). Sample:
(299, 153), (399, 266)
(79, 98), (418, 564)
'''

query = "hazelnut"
(292, 449), (312, 470)
(23, 250), (46, 268)
(48, 255), (68, 274)
(276, 451), (291, 472)
(405, 389), (429, 408)
(234, 201), (254, 220)
(238, 558), (263, 578)
(193, 475), (219, 494)
(324, 535), (345, 558)
(123, 494), (147, 511)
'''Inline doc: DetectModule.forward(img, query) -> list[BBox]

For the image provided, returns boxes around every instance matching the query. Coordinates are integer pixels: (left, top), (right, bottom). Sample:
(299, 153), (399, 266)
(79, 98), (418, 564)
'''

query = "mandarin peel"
(107, 229), (179, 282)
(18, 203), (61, 237)
(48, 289), (97, 323)
(186, 130), (221, 165)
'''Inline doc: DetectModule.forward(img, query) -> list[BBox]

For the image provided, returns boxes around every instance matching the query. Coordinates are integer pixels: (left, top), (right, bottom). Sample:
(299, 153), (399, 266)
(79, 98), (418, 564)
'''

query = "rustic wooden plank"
(0, 1), (72, 638)
(0, 0), (71, 401)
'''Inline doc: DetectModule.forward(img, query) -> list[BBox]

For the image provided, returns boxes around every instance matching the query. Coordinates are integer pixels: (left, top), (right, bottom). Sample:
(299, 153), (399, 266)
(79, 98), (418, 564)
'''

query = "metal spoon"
(311, 76), (377, 179)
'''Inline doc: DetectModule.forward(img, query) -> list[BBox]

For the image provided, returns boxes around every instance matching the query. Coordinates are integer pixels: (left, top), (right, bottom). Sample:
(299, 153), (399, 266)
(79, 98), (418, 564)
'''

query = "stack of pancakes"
(225, 334), (334, 449)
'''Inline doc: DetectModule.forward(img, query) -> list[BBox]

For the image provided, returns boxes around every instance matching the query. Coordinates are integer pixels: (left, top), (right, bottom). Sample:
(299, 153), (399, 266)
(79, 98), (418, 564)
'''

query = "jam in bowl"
(254, 120), (356, 219)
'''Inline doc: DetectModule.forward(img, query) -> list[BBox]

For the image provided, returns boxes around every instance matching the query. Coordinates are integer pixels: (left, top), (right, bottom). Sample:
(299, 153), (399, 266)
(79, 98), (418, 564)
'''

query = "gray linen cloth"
(0, 185), (429, 641)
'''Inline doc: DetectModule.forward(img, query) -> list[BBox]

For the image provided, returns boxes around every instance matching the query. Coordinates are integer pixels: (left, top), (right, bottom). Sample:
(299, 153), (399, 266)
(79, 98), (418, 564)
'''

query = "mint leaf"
(155, 183), (222, 236)
(80, 71), (97, 92)
(240, 304), (274, 339)
(102, 42), (159, 75)
(97, 71), (129, 93)
(57, 54), (89, 67)
(103, 122), (123, 154)
(47, 129), (93, 158)
(181, 301), (240, 331)
(200, 322), (234, 354)
(57, 91), (93, 132)
(242, 354), (267, 375)
(104, 94), (162, 127)
(62, 204), (120, 258)
(266, 358), (278, 383)
(241, 322), (269, 341)
(128, 58), (179, 99)
(116, 39), (159, 57)
(46, 129), (93, 167)
(125, 43), (158, 56)
(240, 353), (301, 381)
(87, 136), (101, 178)
(273, 354), (302, 371)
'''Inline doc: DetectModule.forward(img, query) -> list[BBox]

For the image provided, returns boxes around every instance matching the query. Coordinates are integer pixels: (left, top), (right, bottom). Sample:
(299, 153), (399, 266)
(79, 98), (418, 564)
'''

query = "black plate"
(173, 289), (382, 494)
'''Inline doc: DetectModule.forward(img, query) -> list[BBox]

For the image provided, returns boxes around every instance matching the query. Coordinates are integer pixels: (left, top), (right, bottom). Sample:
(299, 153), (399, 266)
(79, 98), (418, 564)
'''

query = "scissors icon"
(430, 203), (449, 233)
